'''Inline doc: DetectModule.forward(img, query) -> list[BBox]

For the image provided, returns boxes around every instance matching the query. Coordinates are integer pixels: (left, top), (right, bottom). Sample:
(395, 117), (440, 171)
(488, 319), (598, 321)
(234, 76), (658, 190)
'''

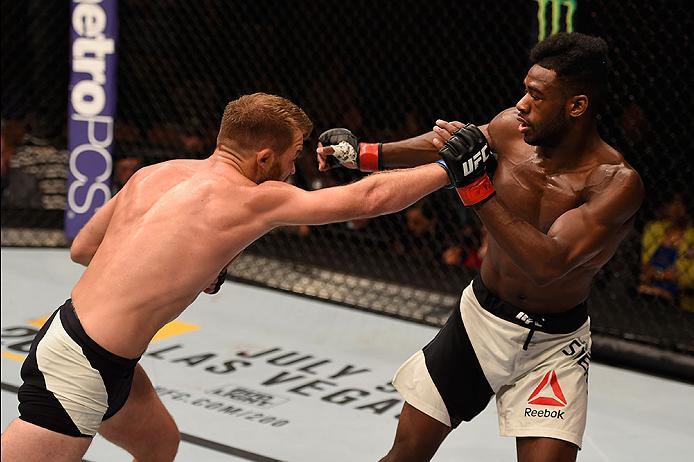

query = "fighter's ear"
(568, 95), (589, 118)
(256, 148), (273, 167)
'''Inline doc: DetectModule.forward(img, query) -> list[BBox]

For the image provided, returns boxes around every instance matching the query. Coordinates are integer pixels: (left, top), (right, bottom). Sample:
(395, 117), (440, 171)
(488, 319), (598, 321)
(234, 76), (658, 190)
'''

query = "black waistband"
(59, 299), (140, 367)
(471, 276), (588, 334)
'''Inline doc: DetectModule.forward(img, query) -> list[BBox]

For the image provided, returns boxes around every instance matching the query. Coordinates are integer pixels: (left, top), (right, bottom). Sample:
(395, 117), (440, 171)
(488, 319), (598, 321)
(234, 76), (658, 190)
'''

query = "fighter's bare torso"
(480, 109), (638, 313)
(71, 158), (270, 358)
(69, 147), (451, 359)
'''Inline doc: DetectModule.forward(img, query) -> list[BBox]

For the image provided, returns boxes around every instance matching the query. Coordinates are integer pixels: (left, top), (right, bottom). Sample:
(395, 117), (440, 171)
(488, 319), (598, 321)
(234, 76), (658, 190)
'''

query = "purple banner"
(65, 0), (118, 239)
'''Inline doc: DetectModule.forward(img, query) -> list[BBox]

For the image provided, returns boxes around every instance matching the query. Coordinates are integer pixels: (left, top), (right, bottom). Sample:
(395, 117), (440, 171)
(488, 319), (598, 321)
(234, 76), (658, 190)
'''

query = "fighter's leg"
(384, 286), (496, 461)
(379, 402), (451, 462)
(1, 418), (92, 462)
(3, 305), (99, 461)
(516, 437), (578, 462)
(98, 364), (180, 462)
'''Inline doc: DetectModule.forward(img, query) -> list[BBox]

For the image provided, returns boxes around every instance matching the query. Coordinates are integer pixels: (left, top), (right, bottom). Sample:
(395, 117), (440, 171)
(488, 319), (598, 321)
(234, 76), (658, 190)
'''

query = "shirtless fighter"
(0, 92), (459, 462)
(316, 33), (644, 461)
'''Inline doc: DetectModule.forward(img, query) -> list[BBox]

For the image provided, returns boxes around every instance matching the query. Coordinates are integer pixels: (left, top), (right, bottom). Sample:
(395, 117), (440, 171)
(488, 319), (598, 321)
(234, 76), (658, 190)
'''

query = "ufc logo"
(516, 311), (544, 328)
(516, 312), (534, 325)
(462, 145), (490, 176)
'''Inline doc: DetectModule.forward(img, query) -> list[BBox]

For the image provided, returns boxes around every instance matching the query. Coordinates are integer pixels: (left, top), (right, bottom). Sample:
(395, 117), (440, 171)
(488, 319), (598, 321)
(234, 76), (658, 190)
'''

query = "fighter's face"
(515, 65), (571, 146)
(271, 131), (304, 182)
(255, 131), (304, 183)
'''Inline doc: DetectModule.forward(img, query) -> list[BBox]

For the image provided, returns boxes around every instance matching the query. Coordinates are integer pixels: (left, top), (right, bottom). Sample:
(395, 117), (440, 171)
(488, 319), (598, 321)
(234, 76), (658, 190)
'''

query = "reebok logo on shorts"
(527, 370), (567, 407)
(524, 370), (568, 420)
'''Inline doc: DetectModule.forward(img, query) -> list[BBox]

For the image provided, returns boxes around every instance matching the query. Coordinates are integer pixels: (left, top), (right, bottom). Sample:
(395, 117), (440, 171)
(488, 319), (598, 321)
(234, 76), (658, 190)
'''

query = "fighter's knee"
(134, 416), (179, 461)
(144, 431), (179, 461)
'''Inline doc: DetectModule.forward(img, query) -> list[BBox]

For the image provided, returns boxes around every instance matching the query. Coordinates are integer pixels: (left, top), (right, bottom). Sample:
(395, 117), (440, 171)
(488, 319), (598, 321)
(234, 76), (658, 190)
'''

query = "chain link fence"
(2, 1), (693, 371)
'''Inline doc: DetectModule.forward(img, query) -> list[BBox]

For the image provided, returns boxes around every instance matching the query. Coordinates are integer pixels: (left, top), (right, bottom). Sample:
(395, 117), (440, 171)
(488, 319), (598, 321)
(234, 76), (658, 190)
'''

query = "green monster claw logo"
(536, 0), (577, 42)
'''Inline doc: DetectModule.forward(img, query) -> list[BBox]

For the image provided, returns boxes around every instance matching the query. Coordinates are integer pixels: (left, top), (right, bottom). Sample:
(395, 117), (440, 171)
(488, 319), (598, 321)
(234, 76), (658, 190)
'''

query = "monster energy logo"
(536, 0), (577, 41)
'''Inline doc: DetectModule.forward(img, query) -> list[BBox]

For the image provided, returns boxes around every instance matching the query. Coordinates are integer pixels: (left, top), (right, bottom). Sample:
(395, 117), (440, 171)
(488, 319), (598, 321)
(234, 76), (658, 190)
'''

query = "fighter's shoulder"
(586, 144), (642, 191)
(244, 181), (301, 212)
(253, 180), (297, 195)
(485, 108), (521, 150)
(584, 145), (644, 218)
(127, 159), (182, 180)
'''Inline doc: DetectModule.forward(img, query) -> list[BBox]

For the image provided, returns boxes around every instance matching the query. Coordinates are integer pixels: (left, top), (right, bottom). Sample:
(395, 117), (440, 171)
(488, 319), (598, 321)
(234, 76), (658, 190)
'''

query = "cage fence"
(2, 0), (693, 378)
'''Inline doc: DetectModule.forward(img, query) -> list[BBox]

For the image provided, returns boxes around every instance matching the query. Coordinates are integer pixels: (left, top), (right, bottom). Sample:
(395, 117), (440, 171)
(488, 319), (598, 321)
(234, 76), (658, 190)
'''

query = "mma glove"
(317, 128), (381, 172)
(436, 124), (496, 206)
(206, 268), (227, 295)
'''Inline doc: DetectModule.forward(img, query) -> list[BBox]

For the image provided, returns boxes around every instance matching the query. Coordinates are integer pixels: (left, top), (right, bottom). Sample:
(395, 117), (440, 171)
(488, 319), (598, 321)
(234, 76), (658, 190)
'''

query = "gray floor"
(1, 248), (692, 461)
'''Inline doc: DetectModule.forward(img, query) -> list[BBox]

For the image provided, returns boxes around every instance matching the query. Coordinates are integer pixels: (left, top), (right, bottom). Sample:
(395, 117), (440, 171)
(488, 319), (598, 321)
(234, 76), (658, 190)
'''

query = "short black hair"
(530, 33), (609, 112)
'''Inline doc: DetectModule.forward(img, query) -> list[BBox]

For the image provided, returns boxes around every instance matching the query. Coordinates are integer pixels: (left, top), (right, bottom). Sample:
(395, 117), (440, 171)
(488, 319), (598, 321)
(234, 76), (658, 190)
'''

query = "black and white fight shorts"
(18, 300), (140, 437)
(393, 276), (591, 448)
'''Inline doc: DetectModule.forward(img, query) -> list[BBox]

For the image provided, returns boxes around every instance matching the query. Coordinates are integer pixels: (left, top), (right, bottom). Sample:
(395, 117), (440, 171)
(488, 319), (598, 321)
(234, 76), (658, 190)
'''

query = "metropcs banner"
(65, 0), (118, 239)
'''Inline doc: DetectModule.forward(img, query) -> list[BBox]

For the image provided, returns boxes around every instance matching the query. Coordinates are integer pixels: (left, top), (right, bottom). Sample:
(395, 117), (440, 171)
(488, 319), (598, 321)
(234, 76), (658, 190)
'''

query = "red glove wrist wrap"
(456, 174), (495, 206)
(358, 143), (380, 172)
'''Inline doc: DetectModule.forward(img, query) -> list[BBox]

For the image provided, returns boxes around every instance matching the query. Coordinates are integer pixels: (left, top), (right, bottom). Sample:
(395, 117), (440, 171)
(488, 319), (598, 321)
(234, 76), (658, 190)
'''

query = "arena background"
(1, 0), (693, 381)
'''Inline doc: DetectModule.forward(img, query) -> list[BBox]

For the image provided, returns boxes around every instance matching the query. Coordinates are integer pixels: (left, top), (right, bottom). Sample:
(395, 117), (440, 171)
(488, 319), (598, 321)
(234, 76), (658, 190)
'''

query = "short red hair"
(217, 93), (312, 153)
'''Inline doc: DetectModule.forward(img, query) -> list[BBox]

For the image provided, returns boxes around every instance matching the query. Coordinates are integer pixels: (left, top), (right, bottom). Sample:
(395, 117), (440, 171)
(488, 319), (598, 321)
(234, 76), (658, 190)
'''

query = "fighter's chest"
(492, 154), (587, 232)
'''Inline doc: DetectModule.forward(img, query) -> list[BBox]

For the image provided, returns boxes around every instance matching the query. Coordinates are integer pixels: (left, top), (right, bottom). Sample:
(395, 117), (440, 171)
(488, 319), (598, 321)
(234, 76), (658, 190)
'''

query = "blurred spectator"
(147, 123), (184, 149)
(1, 118), (42, 209)
(406, 203), (437, 238)
(396, 110), (425, 139)
(376, 108), (426, 142)
(618, 100), (648, 144)
(345, 218), (371, 232)
(181, 132), (206, 153)
(638, 193), (694, 311)
(115, 120), (141, 147)
(1, 119), (23, 177)
(442, 225), (487, 271)
(392, 200), (446, 261)
(146, 122), (208, 157)
(112, 155), (143, 194)
(304, 65), (362, 134)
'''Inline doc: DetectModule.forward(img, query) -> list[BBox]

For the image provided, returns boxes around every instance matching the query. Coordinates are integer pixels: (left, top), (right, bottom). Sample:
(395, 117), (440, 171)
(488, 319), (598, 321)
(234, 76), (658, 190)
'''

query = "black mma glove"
(207, 268), (227, 295)
(437, 124), (496, 206)
(317, 128), (381, 172)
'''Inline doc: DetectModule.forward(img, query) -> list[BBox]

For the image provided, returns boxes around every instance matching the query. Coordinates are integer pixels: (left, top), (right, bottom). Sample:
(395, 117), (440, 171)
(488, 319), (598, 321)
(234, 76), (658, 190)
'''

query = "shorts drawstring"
(523, 326), (535, 351)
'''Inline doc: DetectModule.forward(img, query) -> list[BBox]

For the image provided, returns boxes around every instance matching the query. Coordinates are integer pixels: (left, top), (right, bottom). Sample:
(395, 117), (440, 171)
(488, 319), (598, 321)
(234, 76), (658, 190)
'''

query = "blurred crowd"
(637, 193), (694, 312)
(1, 110), (692, 312)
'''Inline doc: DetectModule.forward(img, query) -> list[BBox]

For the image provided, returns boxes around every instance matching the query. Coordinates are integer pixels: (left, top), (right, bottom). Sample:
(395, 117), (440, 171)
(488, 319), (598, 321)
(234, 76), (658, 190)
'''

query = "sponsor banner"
(535, 0), (576, 42)
(65, 0), (118, 238)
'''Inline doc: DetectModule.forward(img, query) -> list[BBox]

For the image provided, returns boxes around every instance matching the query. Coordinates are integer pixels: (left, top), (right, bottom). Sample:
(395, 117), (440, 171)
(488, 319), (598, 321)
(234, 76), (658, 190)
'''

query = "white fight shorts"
(393, 276), (591, 448)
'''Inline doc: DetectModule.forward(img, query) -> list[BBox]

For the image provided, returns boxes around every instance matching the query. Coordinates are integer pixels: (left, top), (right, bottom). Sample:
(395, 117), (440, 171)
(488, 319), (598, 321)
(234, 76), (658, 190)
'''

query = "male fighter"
(1, 92), (457, 462)
(317, 33), (644, 461)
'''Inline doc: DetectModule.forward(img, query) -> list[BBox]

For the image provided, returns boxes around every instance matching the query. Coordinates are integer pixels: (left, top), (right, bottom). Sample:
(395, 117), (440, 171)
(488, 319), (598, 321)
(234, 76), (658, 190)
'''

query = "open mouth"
(516, 115), (531, 133)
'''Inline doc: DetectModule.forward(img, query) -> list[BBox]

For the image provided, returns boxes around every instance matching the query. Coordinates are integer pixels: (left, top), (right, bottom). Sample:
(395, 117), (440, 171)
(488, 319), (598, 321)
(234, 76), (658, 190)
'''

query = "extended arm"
(255, 163), (449, 227)
(70, 194), (118, 266)
(379, 131), (440, 168)
(380, 122), (492, 168)
(316, 123), (492, 171)
(475, 168), (644, 285)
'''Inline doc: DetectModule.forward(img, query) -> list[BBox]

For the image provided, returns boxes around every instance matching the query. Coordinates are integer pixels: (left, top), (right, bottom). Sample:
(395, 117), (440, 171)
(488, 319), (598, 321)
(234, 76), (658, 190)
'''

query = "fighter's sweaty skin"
(70, 150), (450, 359)
(479, 109), (637, 313)
(71, 158), (274, 358)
